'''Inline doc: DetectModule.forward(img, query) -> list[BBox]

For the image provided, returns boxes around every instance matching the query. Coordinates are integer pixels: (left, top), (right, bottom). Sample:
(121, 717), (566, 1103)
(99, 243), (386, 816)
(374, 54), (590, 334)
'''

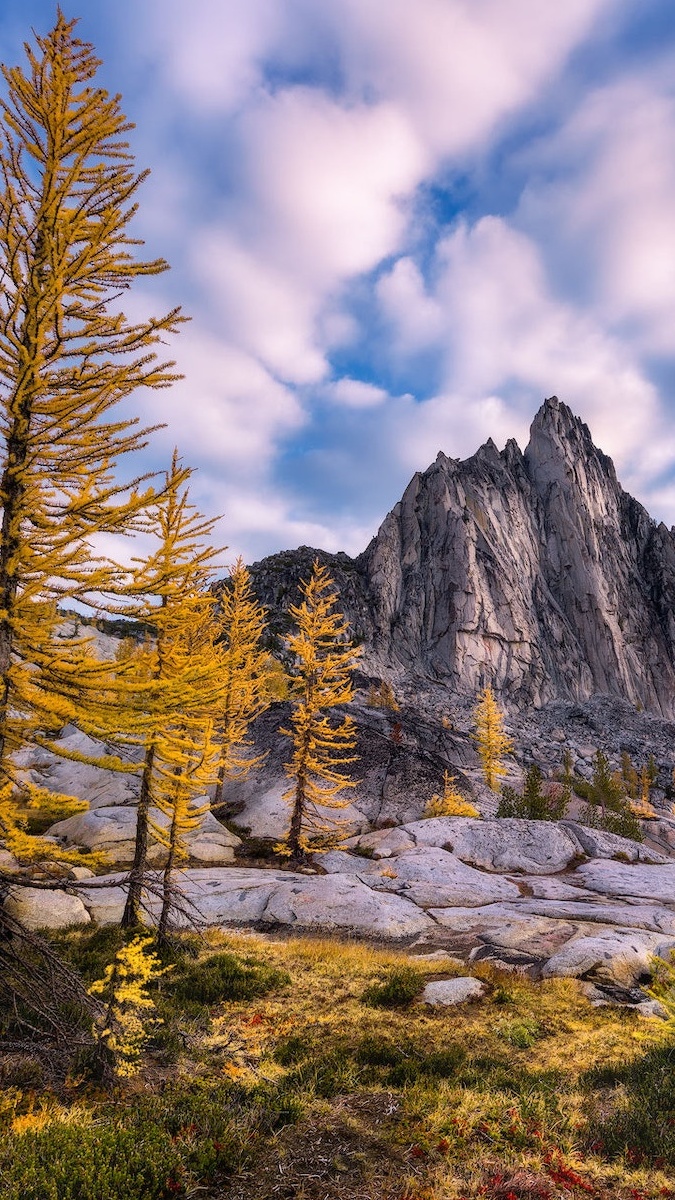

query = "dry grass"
(1, 927), (674, 1199)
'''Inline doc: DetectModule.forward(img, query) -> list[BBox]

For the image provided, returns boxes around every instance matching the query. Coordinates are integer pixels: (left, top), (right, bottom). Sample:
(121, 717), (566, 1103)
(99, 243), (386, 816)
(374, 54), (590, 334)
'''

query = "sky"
(2, 1), (675, 565)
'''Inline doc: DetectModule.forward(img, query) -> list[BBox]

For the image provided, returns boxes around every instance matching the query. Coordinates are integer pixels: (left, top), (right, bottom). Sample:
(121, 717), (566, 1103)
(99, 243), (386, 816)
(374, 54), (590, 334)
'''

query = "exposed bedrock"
(247, 397), (675, 716)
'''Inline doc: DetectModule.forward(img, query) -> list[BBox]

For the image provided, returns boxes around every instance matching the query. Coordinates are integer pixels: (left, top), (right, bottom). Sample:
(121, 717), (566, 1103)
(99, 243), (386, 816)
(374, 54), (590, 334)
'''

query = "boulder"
(354, 818), (584, 875)
(541, 931), (675, 987)
(515, 898), (675, 935)
(16, 729), (139, 808)
(230, 780), (369, 841)
(422, 977), (485, 1005)
(517, 876), (599, 900)
(428, 904), (577, 956)
(575, 860), (675, 903)
(157, 868), (294, 926)
(48, 804), (241, 866)
(4, 886), (90, 930)
(262, 874), (433, 938)
(316, 846), (520, 907)
(560, 821), (669, 864)
(78, 879), (129, 926)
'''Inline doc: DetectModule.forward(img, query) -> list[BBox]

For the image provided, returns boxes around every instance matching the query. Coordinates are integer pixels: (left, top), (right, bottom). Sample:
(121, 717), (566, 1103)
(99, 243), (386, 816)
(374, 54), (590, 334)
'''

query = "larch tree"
(280, 560), (360, 863)
(473, 685), (513, 792)
(148, 591), (224, 944)
(212, 558), (269, 811)
(0, 13), (183, 843)
(119, 453), (228, 929)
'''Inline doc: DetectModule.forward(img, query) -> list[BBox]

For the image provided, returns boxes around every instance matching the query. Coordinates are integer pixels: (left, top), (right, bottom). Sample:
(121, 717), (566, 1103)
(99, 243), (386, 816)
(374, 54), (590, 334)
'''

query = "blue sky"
(2, 1), (675, 564)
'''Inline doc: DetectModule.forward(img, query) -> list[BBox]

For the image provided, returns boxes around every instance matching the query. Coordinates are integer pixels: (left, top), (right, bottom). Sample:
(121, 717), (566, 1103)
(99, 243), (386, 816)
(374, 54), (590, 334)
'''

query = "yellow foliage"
(0, 781), (107, 870)
(213, 558), (270, 807)
(89, 937), (167, 1077)
(280, 561), (361, 859)
(118, 455), (236, 930)
(424, 770), (480, 818)
(473, 686), (513, 792)
(366, 681), (400, 711)
(262, 655), (290, 702)
(0, 14), (185, 845)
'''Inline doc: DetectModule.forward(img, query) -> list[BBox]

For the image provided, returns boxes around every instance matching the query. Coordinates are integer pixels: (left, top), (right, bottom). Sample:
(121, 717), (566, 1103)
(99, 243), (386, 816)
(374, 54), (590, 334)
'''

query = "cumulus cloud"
(329, 0), (614, 157)
(93, 0), (675, 555)
(376, 215), (675, 496)
(128, 0), (283, 114)
(324, 378), (389, 409)
(517, 67), (675, 353)
(137, 328), (306, 475)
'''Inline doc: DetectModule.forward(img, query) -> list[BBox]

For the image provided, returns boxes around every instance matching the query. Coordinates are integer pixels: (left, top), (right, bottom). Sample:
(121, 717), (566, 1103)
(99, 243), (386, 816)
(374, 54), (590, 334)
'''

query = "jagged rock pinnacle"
(247, 398), (675, 717)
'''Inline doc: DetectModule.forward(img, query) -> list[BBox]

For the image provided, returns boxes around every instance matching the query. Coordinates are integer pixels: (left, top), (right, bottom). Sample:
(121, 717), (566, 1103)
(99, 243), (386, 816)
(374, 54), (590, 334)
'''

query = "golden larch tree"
(119, 453), (227, 928)
(280, 560), (360, 862)
(0, 14), (183, 843)
(473, 685), (513, 792)
(149, 589), (225, 944)
(212, 558), (269, 810)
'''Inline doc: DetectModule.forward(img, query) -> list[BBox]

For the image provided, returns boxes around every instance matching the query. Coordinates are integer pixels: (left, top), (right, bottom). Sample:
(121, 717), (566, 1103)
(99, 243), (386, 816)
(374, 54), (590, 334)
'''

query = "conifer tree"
(119, 454), (227, 928)
(149, 590), (228, 942)
(424, 770), (479, 818)
(0, 15), (183, 831)
(212, 559), (269, 810)
(279, 561), (360, 862)
(580, 750), (644, 841)
(89, 935), (165, 1078)
(498, 764), (569, 821)
(473, 686), (513, 791)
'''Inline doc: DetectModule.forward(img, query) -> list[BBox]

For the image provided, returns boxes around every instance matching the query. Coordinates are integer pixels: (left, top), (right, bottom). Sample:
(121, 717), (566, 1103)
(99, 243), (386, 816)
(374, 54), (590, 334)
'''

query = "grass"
(0, 928), (674, 1198)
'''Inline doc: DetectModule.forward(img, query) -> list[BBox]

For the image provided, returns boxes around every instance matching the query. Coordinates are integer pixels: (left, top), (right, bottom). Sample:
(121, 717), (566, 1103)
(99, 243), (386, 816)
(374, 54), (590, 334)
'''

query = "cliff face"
(249, 397), (675, 715)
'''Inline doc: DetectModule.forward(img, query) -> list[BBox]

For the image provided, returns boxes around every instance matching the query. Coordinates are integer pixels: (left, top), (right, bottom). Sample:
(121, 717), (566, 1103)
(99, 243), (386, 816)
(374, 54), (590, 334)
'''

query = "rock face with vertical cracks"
(247, 397), (675, 716)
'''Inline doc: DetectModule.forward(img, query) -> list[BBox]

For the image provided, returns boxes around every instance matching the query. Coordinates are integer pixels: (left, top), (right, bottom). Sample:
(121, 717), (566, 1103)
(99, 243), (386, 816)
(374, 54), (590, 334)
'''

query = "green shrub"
(170, 952), (290, 1006)
(421, 1046), (466, 1077)
(0, 1079), (304, 1200)
(497, 1018), (544, 1048)
(360, 965), (424, 1008)
(577, 751), (644, 842)
(0, 1123), (182, 1200)
(579, 802), (644, 843)
(50, 926), (127, 984)
(497, 765), (569, 821)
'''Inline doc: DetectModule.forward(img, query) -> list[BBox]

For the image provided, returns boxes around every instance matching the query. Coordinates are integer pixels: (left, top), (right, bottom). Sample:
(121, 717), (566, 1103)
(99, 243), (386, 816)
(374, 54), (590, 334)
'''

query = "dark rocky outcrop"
(247, 398), (675, 716)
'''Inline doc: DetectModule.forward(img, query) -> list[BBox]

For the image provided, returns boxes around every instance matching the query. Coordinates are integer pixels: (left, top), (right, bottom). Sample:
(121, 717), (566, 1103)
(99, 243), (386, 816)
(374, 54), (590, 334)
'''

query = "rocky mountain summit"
(248, 396), (675, 716)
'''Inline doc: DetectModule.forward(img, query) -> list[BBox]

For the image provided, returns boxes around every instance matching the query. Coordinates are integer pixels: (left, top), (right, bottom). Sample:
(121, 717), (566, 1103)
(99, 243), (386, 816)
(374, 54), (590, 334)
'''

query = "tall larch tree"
(473, 685), (513, 792)
(280, 560), (360, 863)
(212, 558), (269, 810)
(119, 454), (227, 928)
(0, 14), (183, 837)
(148, 591), (224, 944)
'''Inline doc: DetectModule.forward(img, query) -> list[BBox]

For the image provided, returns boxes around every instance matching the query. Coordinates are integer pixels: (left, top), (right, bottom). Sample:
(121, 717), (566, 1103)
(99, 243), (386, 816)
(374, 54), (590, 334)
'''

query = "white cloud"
(134, 0), (283, 114)
(517, 66), (675, 352)
(234, 90), (427, 281)
(320, 0), (614, 157)
(377, 216), (674, 494)
(139, 328), (306, 473)
(191, 232), (328, 384)
(324, 378), (389, 409)
(376, 257), (444, 353)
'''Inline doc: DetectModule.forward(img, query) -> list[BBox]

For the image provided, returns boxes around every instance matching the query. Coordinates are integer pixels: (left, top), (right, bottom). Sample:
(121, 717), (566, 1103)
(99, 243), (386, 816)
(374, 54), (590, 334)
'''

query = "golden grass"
(5, 926), (674, 1199)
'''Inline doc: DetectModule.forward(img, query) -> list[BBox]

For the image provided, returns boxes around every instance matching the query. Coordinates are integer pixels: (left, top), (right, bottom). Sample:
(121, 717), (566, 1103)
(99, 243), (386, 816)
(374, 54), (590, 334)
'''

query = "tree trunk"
(122, 743), (155, 928)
